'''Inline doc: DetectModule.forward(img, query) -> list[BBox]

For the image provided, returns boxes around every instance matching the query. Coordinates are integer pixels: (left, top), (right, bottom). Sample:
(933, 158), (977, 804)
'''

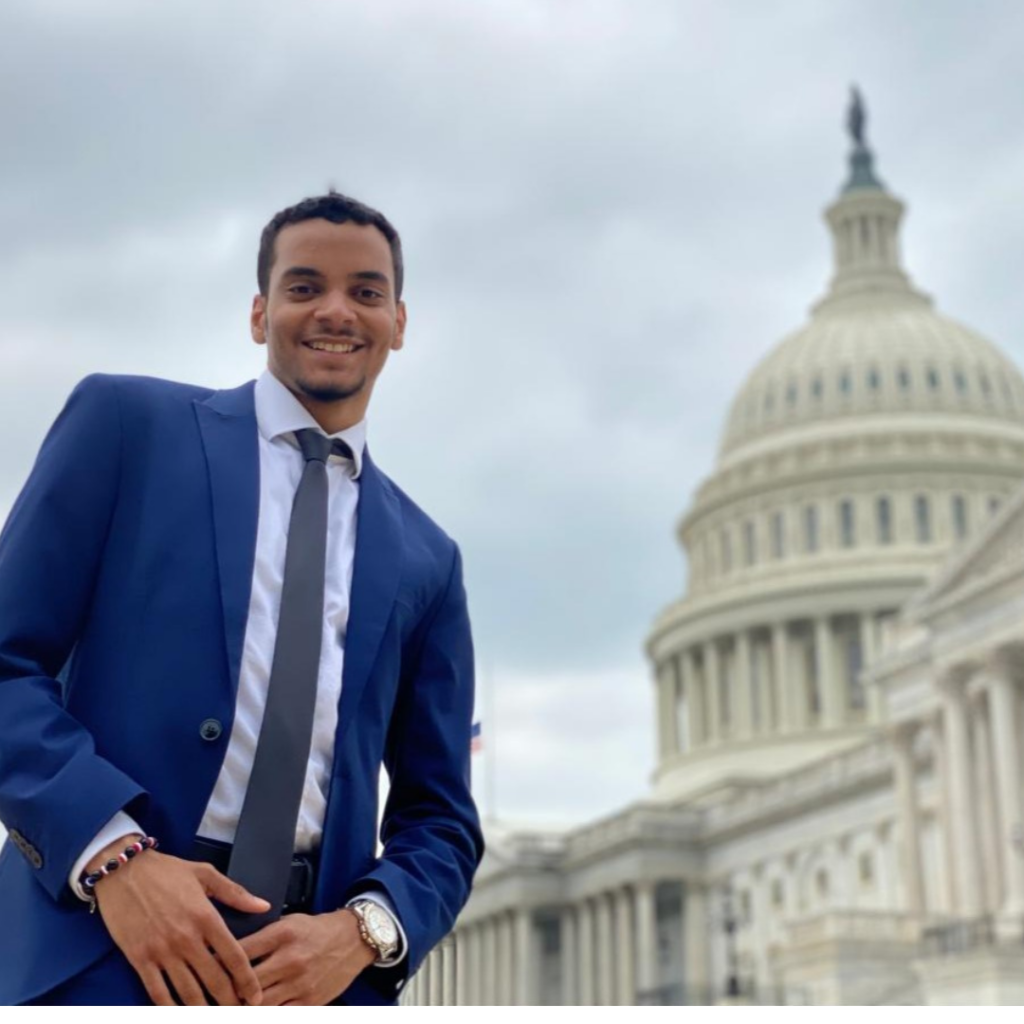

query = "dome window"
(876, 496), (893, 545)
(811, 376), (823, 400)
(744, 521), (757, 566)
(952, 495), (968, 540)
(772, 512), (786, 559)
(804, 505), (819, 553)
(786, 381), (798, 406)
(926, 367), (940, 391)
(914, 495), (932, 543)
(979, 372), (993, 400)
(838, 500), (856, 547)
(720, 530), (733, 572)
(867, 367), (881, 392)
(764, 390), (775, 415)
(989, 496), (1002, 518)
(839, 371), (852, 397)
(954, 370), (968, 395)
(898, 367), (911, 392)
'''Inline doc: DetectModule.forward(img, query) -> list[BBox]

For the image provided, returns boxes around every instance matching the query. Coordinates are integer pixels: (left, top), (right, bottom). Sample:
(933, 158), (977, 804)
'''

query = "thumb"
(201, 866), (272, 912)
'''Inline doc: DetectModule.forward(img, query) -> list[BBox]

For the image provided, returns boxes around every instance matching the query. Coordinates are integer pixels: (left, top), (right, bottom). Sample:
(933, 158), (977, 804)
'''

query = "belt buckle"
(287, 855), (315, 912)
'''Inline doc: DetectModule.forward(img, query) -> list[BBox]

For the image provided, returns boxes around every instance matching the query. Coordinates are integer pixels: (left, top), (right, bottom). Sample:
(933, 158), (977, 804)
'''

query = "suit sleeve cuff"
(346, 891), (408, 968)
(69, 811), (144, 901)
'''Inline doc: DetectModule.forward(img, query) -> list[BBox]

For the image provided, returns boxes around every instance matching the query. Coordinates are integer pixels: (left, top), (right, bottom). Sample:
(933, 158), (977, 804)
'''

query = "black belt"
(191, 837), (318, 914)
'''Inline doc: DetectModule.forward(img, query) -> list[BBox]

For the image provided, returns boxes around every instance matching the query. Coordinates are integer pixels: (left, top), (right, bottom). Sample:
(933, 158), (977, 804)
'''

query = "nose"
(312, 289), (357, 332)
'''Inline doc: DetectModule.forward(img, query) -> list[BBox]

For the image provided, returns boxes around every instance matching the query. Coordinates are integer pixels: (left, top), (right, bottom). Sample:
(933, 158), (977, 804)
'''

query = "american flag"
(470, 720), (482, 754)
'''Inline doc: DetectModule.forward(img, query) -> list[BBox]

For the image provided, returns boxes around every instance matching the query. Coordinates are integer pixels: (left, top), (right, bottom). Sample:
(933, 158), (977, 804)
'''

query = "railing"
(920, 915), (1001, 956)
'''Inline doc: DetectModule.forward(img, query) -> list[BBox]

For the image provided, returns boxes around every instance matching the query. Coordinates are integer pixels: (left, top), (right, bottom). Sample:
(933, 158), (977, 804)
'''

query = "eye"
(286, 283), (317, 297)
(356, 287), (385, 302)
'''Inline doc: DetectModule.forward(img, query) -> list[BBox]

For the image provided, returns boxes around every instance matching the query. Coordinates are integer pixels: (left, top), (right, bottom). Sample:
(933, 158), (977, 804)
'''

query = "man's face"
(251, 218), (406, 429)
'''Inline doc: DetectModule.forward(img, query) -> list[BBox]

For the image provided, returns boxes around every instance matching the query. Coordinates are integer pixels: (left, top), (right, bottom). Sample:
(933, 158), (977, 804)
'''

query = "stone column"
(816, 616), (842, 728)
(972, 694), (1001, 913)
(577, 899), (595, 1006)
(942, 671), (983, 916)
(859, 612), (885, 722)
(615, 888), (636, 1005)
(734, 630), (753, 739)
(681, 650), (704, 749)
(496, 912), (512, 1005)
(987, 655), (1024, 920)
(561, 906), (577, 1006)
(513, 908), (533, 1006)
(890, 722), (925, 915)
(930, 712), (956, 913)
(442, 935), (457, 1006)
(596, 893), (614, 1005)
(704, 641), (721, 745)
(455, 929), (470, 1006)
(482, 917), (497, 1005)
(771, 622), (793, 734)
(656, 659), (677, 763)
(634, 881), (657, 1001)
(684, 882), (710, 999)
(429, 947), (442, 1005)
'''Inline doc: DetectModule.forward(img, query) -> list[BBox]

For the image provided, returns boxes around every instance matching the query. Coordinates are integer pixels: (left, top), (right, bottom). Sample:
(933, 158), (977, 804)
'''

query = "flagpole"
(483, 659), (496, 824)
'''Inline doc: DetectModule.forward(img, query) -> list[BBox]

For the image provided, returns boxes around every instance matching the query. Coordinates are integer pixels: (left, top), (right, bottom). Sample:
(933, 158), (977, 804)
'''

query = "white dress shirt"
(72, 371), (404, 960)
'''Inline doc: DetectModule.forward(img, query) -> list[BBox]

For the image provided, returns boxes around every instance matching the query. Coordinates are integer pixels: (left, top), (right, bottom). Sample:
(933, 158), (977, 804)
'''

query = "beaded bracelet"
(80, 835), (158, 913)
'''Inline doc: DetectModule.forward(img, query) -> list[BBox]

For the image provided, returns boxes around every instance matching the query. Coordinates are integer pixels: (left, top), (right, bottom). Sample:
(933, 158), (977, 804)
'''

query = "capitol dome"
(646, 92), (1024, 802)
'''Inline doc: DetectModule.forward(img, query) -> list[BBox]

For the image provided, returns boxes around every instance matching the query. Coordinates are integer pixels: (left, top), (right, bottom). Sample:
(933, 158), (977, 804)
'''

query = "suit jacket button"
(199, 718), (223, 742)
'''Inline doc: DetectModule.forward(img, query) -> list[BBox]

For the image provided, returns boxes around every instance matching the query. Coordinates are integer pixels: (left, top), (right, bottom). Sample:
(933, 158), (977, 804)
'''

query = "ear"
(250, 295), (267, 345)
(391, 300), (407, 352)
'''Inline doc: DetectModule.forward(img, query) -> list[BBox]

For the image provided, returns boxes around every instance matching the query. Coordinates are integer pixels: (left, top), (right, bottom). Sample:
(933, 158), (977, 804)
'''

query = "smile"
(305, 340), (361, 354)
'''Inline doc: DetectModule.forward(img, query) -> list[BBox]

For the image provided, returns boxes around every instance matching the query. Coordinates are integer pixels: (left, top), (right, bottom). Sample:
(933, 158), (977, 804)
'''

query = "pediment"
(911, 480), (1024, 617)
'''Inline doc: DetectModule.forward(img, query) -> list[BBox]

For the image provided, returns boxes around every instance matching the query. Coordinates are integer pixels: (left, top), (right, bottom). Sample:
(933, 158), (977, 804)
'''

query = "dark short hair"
(257, 191), (404, 299)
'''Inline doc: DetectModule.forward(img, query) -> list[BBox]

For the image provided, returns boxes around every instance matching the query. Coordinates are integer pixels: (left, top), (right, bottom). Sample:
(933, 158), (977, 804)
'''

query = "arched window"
(720, 529), (733, 572)
(914, 495), (931, 543)
(989, 496), (1003, 518)
(838, 499), (856, 548)
(772, 511), (786, 559)
(926, 367), (940, 392)
(867, 367), (881, 392)
(876, 496), (893, 545)
(811, 376), (823, 400)
(839, 371), (852, 397)
(952, 495), (968, 540)
(786, 381), (798, 406)
(954, 369), (968, 396)
(804, 505), (819, 553)
(744, 520), (757, 567)
(898, 367), (911, 392)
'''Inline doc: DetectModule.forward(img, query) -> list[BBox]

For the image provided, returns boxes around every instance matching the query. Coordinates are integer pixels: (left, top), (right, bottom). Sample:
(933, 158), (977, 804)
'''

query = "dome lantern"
(816, 87), (930, 314)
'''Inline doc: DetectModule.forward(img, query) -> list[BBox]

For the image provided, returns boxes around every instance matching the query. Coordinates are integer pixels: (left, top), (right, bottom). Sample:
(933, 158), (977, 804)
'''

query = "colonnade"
(891, 647), (1024, 928)
(656, 611), (888, 762)
(408, 880), (709, 1005)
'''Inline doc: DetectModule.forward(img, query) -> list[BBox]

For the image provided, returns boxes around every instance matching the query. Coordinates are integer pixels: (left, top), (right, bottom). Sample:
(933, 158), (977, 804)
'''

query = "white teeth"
(308, 341), (358, 353)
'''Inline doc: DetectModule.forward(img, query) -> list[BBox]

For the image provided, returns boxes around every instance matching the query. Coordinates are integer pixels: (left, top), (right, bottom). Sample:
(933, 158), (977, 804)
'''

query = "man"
(0, 193), (483, 1005)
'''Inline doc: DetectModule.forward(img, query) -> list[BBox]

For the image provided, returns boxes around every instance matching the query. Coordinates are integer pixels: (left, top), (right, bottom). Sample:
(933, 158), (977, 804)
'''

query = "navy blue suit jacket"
(0, 375), (483, 1005)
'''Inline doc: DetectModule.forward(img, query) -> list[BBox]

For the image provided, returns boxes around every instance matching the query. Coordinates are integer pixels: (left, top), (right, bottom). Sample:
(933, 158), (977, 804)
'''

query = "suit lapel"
(336, 450), (403, 745)
(193, 383), (260, 698)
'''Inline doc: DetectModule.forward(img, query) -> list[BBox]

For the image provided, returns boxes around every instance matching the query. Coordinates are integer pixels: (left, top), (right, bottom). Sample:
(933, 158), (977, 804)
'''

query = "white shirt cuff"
(346, 891), (408, 967)
(69, 811), (144, 901)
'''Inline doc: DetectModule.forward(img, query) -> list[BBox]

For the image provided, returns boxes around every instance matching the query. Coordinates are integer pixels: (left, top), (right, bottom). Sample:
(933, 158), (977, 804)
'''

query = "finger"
(261, 980), (298, 1007)
(239, 920), (288, 963)
(208, 922), (265, 1006)
(188, 948), (241, 1007)
(137, 963), (176, 1007)
(199, 864), (272, 913)
(252, 949), (295, 990)
(164, 961), (208, 1007)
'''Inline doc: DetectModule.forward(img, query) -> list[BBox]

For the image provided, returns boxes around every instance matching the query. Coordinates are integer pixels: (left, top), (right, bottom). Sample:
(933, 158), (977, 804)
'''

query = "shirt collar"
(254, 370), (367, 479)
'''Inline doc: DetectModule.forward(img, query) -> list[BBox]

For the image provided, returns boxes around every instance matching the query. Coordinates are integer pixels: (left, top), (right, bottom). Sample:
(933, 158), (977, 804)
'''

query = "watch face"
(365, 905), (398, 945)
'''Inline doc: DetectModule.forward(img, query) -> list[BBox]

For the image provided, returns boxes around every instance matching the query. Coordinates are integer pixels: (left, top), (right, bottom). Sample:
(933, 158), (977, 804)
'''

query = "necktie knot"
(295, 429), (354, 465)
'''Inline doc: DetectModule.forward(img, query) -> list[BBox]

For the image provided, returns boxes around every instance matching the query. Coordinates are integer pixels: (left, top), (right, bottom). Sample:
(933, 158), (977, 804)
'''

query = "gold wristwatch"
(348, 900), (400, 963)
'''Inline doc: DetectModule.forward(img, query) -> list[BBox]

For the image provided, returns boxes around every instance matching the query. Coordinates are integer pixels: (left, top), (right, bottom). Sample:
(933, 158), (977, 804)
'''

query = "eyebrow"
(279, 267), (391, 290)
(280, 266), (324, 280)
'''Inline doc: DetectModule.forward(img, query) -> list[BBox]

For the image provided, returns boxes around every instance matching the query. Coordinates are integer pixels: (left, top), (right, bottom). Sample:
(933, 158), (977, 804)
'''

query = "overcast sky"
(2, 0), (1024, 834)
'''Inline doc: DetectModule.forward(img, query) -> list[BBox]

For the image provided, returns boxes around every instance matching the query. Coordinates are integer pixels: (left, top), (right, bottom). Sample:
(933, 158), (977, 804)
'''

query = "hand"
(90, 838), (271, 1006)
(239, 909), (376, 1006)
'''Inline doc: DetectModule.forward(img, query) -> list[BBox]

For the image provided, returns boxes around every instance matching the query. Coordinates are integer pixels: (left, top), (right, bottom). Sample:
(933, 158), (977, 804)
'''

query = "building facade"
(406, 102), (1024, 1006)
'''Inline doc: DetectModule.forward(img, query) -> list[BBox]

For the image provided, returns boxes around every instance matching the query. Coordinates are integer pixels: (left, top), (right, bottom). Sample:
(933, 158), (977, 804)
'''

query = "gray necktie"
(223, 428), (353, 938)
